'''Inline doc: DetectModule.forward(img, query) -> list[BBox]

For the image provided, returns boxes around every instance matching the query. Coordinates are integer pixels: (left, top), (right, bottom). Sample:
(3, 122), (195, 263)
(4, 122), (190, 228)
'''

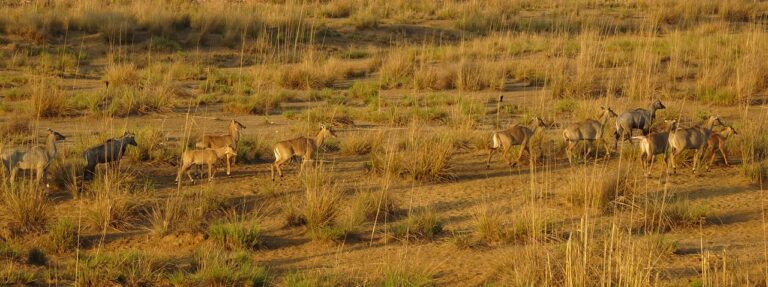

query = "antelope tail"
(492, 133), (501, 149)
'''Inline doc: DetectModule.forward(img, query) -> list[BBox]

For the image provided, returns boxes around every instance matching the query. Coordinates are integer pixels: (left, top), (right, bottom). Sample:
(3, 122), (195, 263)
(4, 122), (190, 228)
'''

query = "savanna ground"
(1, 0), (768, 286)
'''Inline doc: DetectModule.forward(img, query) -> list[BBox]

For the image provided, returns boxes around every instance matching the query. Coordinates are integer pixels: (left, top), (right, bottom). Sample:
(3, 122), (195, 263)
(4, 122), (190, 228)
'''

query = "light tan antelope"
(176, 145), (237, 183)
(563, 106), (618, 165)
(1, 129), (66, 186)
(705, 126), (737, 167)
(631, 119), (677, 177)
(271, 124), (337, 181)
(487, 116), (546, 168)
(196, 120), (245, 176)
(667, 115), (723, 174)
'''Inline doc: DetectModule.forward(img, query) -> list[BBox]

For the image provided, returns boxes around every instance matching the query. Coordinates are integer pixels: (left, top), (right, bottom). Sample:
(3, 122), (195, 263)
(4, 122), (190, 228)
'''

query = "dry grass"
(393, 207), (443, 242)
(566, 167), (639, 214)
(0, 182), (49, 234)
(1, 1), (767, 285)
(369, 126), (455, 182)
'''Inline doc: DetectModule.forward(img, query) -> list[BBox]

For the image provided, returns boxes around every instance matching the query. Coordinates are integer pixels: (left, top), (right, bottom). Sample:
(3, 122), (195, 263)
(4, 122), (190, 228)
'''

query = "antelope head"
(123, 131), (138, 146)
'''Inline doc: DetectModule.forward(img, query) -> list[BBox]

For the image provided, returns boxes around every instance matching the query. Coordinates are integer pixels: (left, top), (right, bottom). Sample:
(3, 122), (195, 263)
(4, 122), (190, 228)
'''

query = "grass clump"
(189, 249), (268, 287)
(381, 266), (434, 287)
(340, 131), (382, 156)
(1, 183), (49, 234)
(283, 270), (345, 287)
(207, 222), (262, 251)
(393, 208), (443, 241)
(637, 195), (711, 233)
(30, 83), (68, 118)
(566, 167), (638, 214)
(236, 135), (273, 164)
(47, 218), (79, 253)
(103, 63), (140, 88)
(370, 131), (455, 182)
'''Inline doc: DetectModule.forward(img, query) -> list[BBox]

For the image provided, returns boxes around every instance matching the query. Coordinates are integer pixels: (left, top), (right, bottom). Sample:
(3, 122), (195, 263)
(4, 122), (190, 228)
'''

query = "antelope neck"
(315, 131), (328, 146)
(46, 134), (58, 159)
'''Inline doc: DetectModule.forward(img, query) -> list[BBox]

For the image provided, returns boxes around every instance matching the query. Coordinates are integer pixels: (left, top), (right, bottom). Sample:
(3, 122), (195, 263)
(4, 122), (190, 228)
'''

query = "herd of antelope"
(0, 99), (738, 187)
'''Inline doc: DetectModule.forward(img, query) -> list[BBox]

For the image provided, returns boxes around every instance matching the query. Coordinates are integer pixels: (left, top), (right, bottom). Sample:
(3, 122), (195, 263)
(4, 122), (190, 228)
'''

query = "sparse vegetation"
(0, 0), (765, 285)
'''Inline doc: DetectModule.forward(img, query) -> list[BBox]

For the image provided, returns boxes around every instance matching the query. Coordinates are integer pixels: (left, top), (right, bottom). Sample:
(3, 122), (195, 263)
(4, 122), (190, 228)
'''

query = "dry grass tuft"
(566, 167), (639, 213)
(393, 207), (443, 241)
(46, 218), (79, 254)
(207, 222), (262, 251)
(370, 127), (455, 182)
(0, 183), (49, 234)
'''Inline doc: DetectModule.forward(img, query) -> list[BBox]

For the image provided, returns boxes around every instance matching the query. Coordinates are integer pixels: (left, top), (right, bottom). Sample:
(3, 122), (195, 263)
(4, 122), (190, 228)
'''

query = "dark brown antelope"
(487, 116), (546, 168)
(176, 145), (237, 183)
(1, 129), (66, 186)
(196, 120), (245, 176)
(614, 99), (665, 147)
(705, 126), (737, 167)
(271, 124), (337, 181)
(667, 115), (723, 174)
(563, 106), (618, 165)
(631, 119), (677, 177)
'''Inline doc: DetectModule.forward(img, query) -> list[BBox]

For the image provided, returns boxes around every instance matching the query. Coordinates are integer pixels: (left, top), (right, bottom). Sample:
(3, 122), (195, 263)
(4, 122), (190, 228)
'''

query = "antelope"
(667, 115), (723, 174)
(563, 106), (618, 165)
(83, 132), (138, 180)
(486, 116), (546, 168)
(271, 124), (337, 181)
(195, 120), (245, 176)
(1, 129), (66, 186)
(631, 119), (678, 176)
(705, 126), (737, 167)
(176, 145), (237, 183)
(614, 99), (666, 147)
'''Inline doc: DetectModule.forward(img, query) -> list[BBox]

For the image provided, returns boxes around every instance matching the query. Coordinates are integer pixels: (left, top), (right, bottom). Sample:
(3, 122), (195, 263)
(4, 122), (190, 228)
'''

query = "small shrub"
(393, 208), (443, 241)
(26, 247), (47, 266)
(207, 222), (262, 251)
(47, 218), (79, 253)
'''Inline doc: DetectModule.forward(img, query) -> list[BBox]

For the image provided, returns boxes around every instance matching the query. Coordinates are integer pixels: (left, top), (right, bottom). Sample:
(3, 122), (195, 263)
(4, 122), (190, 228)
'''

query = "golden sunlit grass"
(0, 0), (767, 285)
